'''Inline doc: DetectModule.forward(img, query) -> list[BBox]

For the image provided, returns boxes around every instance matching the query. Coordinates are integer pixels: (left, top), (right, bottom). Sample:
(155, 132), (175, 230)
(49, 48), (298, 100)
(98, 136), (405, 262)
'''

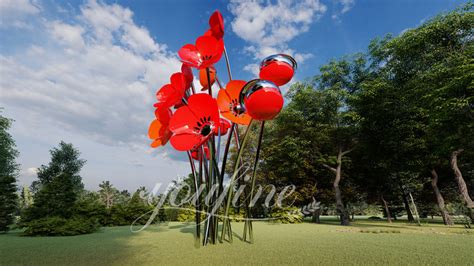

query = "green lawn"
(1, 218), (473, 265)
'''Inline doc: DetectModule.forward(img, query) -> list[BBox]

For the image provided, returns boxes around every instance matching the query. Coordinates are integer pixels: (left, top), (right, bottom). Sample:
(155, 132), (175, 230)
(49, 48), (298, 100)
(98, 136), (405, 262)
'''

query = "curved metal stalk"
(244, 120), (265, 243)
(186, 151), (200, 242)
(221, 120), (254, 241)
(223, 46), (232, 81)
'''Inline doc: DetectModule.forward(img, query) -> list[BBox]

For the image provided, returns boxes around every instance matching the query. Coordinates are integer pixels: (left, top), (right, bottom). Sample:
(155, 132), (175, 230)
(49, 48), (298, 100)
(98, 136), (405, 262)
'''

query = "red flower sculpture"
(217, 80), (252, 125)
(169, 93), (220, 151)
(148, 105), (172, 147)
(191, 144), (210, 160)
(199, 67), (216, 91)
(206, 10), (224, 39)
(178, 35), (224, 69)
(156, 72), (188, 108)
(181, 64), (194, 89)
(240, 79), (284, 121)
(214, 118), (231, 135)
(259, 54), (297, 86)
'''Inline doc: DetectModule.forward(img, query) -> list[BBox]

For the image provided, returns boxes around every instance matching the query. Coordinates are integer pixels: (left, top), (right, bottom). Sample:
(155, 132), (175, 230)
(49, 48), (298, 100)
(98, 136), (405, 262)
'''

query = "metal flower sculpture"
(147, 10), (296, 246)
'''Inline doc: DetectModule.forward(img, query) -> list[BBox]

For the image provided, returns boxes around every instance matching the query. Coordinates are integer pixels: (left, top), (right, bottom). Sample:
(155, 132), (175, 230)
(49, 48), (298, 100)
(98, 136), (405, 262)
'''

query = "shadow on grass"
(0, 226), (139, 265)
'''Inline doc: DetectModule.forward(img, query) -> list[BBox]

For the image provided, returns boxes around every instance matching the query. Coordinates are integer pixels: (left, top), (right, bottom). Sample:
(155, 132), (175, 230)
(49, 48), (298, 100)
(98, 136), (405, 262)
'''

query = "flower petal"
(170, 133), (202, 151)
(181, 64), (194, 88)
(195, 36), (224, 68)
(217, 89), (232, 113)
(226, 80), (246, 99)
(170, 72), (187, 94)
(178, 44), (201, 68)
(187, 93), (220, 129)
(148, 119), (163, 140)
(169, 105), (196, 135)
(214, 118), (231, 135)
(156, 84), (182, 108)
(209, 10), (224, 39)
(199, 67), (216, 89)
(154, 106), (172, 124)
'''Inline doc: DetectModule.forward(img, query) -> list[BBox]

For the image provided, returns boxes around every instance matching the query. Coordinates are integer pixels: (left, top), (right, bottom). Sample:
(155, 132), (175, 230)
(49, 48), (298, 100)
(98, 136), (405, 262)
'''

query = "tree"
(311, 55), (368, 225)
(20, 142), (97, 235)
(99, 181), (119, 209)
(31, 141), (85, 194)
(362, 4), (474, 221)
(0, 112), (19, 232)
(19, 185), (34, 212)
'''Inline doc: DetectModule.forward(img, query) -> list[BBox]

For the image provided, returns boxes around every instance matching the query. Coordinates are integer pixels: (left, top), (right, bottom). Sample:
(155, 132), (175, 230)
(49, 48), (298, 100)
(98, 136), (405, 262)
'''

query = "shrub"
(368, 216), (382, 220)
(176, 207), (195, 222)
(269, 206), (303, 224)
(22, 216), (99, 236)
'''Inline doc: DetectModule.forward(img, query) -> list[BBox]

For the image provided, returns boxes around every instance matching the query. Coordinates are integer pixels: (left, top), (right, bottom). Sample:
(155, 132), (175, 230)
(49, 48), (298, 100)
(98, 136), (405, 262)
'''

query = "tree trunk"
(399, 182), (414, 222)
(430, 169), (454, 226)
(334, 149), (350, 226)
(450, 150), (474, 208)
(408, 192), (421, 226)
(106, 194), (112, 209)
(323, 148), (351, 226)
(381, 195), (392, 223)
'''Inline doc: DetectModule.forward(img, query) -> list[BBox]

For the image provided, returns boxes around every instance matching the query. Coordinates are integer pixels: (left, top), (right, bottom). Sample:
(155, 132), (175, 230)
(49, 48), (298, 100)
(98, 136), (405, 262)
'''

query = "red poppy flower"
(208, 10), (224, 39)
(148, 106), (172, 148)
(156, 72), (187, 108)
(217, 80), (252, 125)
(181, 64), (193, 89)
(259, 54), (297, 86)
(199, 67), (216, 91)
(178, 35), (224, 69)
(191, 143), (210, 160)
(213, 118), (231, 135)
(168, 93), (220, 151)
(240, 79), (283, 121)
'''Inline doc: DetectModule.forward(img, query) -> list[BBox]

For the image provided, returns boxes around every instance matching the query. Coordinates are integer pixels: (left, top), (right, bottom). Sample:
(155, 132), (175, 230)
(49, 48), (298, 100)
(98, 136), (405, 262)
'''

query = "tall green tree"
(310, 55), (368, 225)
(23, 142), (86, 222)
(19, 185), (34, 212)
(0, 112), (19, 232)
(31, 141), (85, 194)
(99, 181), (119, 209)
(363, 4), (474, 220)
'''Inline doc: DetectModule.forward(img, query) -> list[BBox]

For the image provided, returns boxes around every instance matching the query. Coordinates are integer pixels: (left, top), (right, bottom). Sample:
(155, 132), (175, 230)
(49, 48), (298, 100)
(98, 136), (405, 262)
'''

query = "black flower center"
(202, 55), (213, 61)
(200, 125), (211, 136)
(230, 99), (245, 116)
(194, 116), (213, 136)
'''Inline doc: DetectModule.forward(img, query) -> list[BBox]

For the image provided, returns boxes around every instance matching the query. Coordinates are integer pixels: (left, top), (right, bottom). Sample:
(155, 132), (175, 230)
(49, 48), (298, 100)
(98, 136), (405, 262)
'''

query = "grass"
(0, 217), (473, 265)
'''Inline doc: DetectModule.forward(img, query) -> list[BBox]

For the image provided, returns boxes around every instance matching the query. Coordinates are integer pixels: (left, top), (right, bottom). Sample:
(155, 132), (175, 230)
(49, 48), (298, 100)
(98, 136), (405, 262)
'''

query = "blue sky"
(0, 0), (467, 192)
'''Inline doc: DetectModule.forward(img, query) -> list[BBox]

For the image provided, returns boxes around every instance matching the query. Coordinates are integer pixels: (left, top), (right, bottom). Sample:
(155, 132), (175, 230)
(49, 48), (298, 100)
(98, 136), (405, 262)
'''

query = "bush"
(269, 206), (303, 224)
(22, 216), (99, 236)
(176, 207), (195, 222)
(73, 197), (107, 225)
(368, 216), (382, 220)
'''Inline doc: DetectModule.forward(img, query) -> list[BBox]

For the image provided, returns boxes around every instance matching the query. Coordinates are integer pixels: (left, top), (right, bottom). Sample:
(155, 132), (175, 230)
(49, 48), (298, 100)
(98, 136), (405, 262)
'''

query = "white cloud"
(0, 0), (40, 28)
(243, 63), (259, 77)
(23, 167), (38, 176)
(332, 0), (355, 21)
(0, 0), (192, 190)
(229, 0), (326, 74)
(49, 21), (86, 51)
(0, 0), (181, 149)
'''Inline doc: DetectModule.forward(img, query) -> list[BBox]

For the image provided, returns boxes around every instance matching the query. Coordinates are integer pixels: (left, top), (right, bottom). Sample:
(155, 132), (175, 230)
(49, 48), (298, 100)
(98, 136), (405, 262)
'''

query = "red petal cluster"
(148, 10), (296, 152)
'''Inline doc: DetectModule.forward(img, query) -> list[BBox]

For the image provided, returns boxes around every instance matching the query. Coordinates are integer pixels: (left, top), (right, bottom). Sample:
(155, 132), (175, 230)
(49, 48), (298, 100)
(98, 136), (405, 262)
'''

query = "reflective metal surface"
(239, 79), (280, 106)
(259, 54), (297, 71)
